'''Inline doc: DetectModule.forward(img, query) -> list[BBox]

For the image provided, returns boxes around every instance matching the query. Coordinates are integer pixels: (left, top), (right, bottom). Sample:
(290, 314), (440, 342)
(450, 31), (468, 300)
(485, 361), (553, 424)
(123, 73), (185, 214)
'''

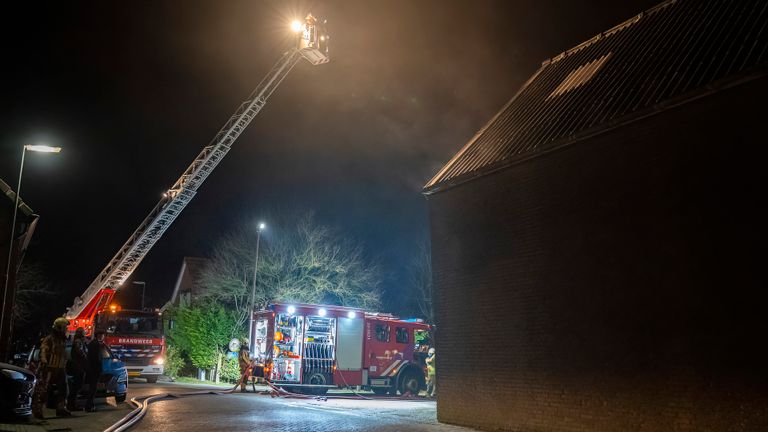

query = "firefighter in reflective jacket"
(32, 317), (72, 418)
(426, 347), (436, 397)
(238, 338), (252, 392)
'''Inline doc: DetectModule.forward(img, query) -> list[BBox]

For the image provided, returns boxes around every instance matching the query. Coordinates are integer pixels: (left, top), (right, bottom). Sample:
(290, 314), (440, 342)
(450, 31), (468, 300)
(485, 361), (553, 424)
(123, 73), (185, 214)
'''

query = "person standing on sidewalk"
(32, 317), (72, 418)
(67, 327), (88, 411)
(85, 331), (106, 411)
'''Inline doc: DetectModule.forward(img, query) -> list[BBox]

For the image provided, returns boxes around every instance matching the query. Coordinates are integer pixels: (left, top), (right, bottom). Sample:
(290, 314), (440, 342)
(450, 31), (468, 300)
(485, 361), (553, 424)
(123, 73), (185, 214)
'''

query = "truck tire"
(146, 376), (158, 384)
(398, 367), (424, 396)
(305, 373), (327, 385)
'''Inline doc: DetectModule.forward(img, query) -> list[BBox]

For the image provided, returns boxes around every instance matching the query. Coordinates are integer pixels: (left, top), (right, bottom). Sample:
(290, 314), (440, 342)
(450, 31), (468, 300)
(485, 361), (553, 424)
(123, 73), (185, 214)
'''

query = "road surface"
(17, 380), (477, 432)
(132, 382), (476, 432)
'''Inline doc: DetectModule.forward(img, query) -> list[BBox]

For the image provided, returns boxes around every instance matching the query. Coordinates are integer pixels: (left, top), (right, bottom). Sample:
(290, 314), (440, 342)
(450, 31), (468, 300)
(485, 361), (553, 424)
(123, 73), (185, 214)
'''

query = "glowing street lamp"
(1, 144), (62, 351)
(248, 222), (267, 346)
(290, 20), (302, 33)
(24, 145), (62, 153)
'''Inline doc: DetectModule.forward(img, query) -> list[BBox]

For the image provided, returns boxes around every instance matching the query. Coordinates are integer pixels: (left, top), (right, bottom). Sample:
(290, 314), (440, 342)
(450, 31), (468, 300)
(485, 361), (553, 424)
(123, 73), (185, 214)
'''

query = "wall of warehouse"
(426, 76), (768, 432)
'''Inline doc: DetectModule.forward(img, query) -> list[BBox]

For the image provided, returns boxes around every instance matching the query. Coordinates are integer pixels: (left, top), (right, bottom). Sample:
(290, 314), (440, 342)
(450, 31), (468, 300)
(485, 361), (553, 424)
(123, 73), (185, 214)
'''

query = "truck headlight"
(153, 357), (165, 365)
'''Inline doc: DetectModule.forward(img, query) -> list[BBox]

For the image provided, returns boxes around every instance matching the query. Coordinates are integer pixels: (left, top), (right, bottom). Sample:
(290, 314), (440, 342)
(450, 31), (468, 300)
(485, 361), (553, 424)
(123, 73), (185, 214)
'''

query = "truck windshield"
(102, 313), (161, 336)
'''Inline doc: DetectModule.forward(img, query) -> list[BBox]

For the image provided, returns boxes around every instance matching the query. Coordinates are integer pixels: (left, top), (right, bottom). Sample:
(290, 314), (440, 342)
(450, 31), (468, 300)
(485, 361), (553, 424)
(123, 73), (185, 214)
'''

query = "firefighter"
(238, 338), (252, 392)
(32, 317), (71, 418)
(426, 347), (436, 397)
(67, 327), (88, 411)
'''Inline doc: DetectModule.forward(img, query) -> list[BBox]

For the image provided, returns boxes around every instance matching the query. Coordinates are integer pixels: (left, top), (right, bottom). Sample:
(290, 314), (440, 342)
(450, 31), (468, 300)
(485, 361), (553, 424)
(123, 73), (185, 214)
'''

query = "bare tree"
(198, 211), (381, 332)
(13, 262), (58, 326)
(197, 225), (256, 333)
(409, 237), (434, 324)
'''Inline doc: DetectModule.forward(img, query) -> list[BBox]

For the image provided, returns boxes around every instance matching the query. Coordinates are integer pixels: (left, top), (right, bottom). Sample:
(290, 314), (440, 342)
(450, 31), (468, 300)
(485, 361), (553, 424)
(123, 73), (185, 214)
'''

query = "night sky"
(1, 0), (658, 317)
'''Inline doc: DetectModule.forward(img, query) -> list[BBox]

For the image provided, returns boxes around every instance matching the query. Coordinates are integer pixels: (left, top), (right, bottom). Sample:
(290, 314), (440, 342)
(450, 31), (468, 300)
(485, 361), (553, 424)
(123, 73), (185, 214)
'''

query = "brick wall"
(426, 76), (768, 431)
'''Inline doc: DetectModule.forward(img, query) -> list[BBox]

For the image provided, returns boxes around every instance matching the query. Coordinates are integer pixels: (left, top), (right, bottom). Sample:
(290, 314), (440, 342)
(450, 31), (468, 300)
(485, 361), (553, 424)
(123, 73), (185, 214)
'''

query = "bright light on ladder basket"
(297, 15), (330, 65)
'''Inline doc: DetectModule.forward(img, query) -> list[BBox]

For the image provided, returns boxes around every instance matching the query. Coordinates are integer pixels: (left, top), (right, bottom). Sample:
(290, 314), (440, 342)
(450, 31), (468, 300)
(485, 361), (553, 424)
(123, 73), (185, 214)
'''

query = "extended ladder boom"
(66, 17), (329, 322)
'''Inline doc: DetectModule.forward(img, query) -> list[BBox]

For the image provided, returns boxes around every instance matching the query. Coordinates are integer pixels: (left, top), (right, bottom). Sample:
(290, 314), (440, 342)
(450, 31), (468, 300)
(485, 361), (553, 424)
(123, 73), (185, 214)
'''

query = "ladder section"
(67, 50), (302, 319)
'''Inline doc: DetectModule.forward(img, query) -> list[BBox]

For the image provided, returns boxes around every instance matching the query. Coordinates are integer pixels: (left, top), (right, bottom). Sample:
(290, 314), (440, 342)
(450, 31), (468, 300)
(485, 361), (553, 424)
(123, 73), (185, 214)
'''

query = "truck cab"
(95, 309), (165, 383)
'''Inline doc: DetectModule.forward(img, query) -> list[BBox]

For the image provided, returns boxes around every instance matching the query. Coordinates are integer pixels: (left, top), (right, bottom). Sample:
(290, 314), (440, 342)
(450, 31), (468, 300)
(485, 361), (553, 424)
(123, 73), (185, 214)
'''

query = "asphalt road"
(25, 380), (476, 432)
(18, 380), (227, 432)
(128, 382), (476, 432)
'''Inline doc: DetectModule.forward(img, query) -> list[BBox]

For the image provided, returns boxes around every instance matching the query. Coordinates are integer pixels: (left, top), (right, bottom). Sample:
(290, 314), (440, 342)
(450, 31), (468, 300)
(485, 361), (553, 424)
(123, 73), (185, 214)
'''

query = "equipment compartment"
(302, 315), (336, 385)
(271, 313), (304, 382)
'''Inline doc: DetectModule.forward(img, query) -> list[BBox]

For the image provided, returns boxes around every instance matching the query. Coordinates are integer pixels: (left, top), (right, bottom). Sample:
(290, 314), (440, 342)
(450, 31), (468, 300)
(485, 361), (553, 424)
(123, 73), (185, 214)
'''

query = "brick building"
(423, 1), (768, 431)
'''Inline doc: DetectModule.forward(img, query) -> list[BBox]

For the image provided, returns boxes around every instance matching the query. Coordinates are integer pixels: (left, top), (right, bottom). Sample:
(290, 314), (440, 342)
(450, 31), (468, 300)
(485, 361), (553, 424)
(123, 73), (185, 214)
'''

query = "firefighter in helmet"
(426, 347), (436, 397)
(32, 317), (72, 418)
(238, 338), (252, 392)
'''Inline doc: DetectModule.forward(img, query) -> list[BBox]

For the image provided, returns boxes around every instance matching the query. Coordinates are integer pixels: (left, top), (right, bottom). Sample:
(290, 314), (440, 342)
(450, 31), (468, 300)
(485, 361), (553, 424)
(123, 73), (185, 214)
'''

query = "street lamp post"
(133, 281), (147, 310)
(248, 222), (266, 347)
(1, 144), (62, 357)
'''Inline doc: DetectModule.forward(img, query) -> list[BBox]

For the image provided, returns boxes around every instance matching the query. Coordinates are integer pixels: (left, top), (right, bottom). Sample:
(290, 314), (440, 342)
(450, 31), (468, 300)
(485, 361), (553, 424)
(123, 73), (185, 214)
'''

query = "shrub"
(164, 344), (186, 378)
(220, 355), (241, 383)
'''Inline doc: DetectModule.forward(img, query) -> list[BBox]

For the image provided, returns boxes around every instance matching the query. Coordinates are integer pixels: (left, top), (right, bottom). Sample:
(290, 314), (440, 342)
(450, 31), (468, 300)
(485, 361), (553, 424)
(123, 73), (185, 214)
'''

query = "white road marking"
(276, 401), (366, 417)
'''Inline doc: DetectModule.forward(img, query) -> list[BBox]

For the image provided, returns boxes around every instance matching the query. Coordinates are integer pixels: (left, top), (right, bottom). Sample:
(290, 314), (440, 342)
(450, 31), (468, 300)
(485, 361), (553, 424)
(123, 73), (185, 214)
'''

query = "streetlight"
(1, 144), (62, 353)
(248, 222), (266, 347)
(133, 281), (147, 310)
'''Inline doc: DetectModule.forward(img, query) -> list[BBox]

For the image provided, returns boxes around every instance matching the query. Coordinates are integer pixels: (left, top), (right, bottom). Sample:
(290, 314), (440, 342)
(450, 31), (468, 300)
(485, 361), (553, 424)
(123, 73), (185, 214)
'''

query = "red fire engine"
(252, 303), (432, 395)
(95, 307), (166, 382)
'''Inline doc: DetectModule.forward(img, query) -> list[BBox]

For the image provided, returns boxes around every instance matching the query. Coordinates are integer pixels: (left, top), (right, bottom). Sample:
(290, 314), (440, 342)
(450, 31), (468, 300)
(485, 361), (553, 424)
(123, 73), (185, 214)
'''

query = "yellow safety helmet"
(52, 317), (69, 331)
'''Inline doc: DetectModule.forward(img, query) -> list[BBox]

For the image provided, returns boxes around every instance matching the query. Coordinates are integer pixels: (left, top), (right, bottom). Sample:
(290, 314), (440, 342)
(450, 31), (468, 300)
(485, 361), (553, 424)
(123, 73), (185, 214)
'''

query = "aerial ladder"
(65, 15), (330, 333)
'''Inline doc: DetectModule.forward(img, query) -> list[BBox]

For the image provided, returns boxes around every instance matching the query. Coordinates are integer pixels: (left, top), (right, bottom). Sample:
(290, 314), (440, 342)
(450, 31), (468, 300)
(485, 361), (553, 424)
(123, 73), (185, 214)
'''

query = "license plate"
(128, 371), (141, 377)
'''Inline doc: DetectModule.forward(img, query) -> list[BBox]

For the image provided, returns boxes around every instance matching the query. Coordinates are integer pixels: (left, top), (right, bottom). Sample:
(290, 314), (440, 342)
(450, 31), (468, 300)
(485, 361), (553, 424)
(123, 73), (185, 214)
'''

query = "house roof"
(0, 177), (34, 217)
(424, 0), (768, 193)
(165, 256), (209, 309)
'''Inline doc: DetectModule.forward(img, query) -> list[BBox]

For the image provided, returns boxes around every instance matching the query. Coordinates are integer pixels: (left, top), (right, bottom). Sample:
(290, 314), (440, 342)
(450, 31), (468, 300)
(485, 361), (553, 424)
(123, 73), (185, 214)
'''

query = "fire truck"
(94, 306), (165, 382)
(61, 14), (329, 345)
(252, 303), (432, 395)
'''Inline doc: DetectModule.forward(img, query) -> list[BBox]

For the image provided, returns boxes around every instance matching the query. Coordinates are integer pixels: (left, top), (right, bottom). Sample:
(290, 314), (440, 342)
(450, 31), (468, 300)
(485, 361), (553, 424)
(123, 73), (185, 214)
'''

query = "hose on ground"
(104, 380), (240, 432)
(104, 368), (429, 431)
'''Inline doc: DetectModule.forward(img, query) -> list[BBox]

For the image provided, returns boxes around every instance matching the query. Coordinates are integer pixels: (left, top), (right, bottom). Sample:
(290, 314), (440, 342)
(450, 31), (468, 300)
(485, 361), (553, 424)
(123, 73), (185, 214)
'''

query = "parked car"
(0, 362), (36, 419)
(27, 342), (128, 405)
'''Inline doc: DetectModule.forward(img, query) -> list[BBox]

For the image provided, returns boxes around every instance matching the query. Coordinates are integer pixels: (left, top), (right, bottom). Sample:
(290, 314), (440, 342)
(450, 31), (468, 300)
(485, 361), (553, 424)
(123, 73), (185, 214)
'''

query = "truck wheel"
(398, 370), (422, 396)
(305, 373), (327, 385)
(146, 376), (158, 384)
(115, 394), (127, 403)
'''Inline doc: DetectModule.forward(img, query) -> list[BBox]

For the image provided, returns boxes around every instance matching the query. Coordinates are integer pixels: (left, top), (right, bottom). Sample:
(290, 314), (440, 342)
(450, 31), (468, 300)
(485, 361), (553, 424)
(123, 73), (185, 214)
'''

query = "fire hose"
(104, 366), (427, 431)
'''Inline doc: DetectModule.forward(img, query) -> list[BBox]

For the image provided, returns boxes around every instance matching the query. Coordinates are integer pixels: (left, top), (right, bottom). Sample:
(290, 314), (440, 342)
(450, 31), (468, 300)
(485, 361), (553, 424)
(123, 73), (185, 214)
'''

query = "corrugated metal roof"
(425, 0), (768, 193)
